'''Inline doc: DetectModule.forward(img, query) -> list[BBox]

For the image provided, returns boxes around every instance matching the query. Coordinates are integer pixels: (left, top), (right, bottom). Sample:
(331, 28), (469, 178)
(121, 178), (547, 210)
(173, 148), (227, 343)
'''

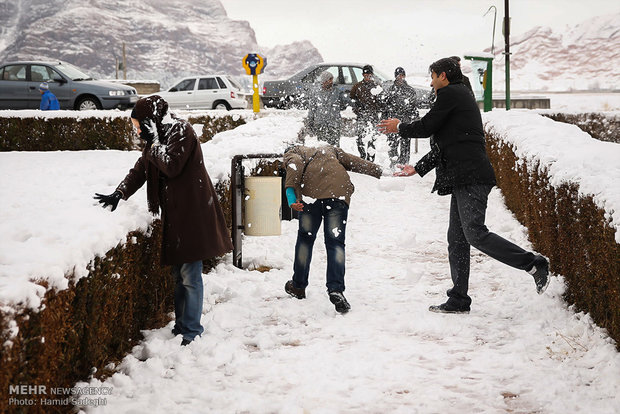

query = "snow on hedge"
(0, 113), (300, 310)
(483, 109), (620, 242)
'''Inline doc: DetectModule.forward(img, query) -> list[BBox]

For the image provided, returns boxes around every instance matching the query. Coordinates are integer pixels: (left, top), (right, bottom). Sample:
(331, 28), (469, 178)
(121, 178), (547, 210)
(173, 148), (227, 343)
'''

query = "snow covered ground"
(1, 99), (619, 413)
(71, 113), (616, 413)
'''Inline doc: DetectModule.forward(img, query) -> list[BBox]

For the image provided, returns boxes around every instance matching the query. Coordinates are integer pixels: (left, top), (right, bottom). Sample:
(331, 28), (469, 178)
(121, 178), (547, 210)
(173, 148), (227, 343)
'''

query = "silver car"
(0, 60), (138, 110)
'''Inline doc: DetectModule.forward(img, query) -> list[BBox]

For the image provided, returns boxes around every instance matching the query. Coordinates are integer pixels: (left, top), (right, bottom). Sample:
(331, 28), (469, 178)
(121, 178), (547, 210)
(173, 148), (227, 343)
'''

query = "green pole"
(484, 60), (493, 112)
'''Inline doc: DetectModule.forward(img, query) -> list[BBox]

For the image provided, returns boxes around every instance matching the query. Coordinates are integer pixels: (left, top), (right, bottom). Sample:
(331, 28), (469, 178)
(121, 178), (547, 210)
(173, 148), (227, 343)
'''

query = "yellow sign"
(242, 53), (267, 113)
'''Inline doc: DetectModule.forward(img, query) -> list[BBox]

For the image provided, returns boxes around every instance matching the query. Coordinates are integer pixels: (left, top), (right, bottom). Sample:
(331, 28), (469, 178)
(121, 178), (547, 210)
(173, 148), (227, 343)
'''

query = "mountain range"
(0, 1), (618, 92)
(482, 12), (620, 92)
(0, 0), (323, 88)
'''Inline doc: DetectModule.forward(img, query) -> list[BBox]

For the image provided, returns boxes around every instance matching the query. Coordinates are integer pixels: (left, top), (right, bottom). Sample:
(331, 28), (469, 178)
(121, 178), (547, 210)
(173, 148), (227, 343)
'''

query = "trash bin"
(244, 176), (282, 236)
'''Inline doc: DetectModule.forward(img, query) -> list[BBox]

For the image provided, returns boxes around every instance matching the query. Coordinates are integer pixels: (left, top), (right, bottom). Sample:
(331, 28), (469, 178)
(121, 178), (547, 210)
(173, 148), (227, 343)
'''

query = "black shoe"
(428, 303), (470, 314)
(181, 338), (192, 346)
(329, 291), (351, 314)
(528, 255), (550, 294)
(285, 280), (306, 299)
(172, 327), (181, 336)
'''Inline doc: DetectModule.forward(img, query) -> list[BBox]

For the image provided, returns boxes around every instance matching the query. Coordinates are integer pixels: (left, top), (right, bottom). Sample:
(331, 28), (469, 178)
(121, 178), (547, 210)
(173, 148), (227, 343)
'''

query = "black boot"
(329, 291), (351, 314)
(285, 280), (306, 299)
(429, 302), (470, 314)
(528, 255), (550, 294)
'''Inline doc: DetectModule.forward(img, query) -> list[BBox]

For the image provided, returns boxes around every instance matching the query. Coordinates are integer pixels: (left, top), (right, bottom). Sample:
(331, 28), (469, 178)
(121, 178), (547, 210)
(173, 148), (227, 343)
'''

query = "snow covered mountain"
(0, 0), (323, 88)
(484, 13), (620, 92)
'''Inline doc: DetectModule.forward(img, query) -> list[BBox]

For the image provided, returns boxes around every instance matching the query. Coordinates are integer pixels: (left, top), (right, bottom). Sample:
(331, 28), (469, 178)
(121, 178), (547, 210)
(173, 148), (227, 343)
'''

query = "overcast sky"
(220, 0), (620, 78)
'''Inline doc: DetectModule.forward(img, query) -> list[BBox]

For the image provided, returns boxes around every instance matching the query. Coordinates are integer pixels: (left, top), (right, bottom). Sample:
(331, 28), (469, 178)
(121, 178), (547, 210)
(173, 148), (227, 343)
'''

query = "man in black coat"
(378, 57), (550, 314)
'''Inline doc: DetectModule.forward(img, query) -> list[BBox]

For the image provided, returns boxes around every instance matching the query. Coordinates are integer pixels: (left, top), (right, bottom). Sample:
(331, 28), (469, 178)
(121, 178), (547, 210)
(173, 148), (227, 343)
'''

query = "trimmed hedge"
(0, 115), (136, 151)
(1, 177), (232, 412)
(187, 115), (247, 143)
(0, 112), (250, 152)
(541, 112), (620, 143)
(0, 221), (171, 413)
(485, 130), (620, 349)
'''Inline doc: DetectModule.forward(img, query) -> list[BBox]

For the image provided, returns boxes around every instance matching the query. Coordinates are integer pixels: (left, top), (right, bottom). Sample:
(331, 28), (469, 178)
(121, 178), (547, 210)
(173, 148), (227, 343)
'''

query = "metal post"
(484, 6), (497, 55)
(252, 74), (260, 113)
(231, 156), (244, 268)
(504, 0), (511, 110)
(230, 153), (284, 269)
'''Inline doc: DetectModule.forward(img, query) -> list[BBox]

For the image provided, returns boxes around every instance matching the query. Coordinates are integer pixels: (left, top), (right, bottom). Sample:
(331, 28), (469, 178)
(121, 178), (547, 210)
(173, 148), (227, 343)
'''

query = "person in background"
(39, 82), (60, 110)
(450, 56), (474, 97)
(94, 95), (233, 346)
(306, 71), (346, 147)
(350, 65), (383, 161)
(384, 66), (419, 167)
(377, 57), (550, 314)
(283, 144), (382, 313)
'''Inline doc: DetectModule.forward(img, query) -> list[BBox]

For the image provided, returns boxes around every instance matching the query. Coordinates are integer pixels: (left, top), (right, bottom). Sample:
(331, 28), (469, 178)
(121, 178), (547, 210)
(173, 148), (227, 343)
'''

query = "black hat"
(362, 65), (373, 75)
(394, 67), (406, 77)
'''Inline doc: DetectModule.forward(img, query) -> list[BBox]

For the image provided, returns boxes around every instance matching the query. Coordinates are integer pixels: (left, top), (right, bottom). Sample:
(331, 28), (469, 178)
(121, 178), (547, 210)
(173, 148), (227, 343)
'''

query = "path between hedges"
(82, 136), (620, 414)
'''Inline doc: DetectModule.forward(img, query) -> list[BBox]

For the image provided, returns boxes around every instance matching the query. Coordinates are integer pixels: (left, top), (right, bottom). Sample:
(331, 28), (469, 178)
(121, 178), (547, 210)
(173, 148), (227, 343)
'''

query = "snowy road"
(80, 132), (620, 414)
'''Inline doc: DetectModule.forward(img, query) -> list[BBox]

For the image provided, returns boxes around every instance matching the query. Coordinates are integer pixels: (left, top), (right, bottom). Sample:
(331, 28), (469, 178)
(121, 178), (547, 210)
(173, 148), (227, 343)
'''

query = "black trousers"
(446, 184), (537, 308)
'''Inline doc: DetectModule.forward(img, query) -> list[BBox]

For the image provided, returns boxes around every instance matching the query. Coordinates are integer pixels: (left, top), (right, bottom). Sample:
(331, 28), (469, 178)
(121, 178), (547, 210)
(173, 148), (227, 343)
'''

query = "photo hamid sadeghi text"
(7, 384), (112, 408)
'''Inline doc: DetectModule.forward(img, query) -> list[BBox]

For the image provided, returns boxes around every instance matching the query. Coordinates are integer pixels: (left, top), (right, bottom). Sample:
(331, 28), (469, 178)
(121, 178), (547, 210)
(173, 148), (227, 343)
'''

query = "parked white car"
(155, 75), (248, 110)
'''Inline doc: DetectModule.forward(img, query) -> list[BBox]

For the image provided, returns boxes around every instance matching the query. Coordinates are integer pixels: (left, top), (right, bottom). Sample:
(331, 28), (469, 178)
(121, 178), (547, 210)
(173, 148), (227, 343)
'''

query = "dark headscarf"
(131, 95), (170, 143)
(131, 95), (173, 214)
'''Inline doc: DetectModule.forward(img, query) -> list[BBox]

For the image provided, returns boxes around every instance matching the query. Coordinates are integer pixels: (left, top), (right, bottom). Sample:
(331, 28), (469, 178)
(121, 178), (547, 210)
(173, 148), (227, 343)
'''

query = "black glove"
(94, 190), (123, 211)
(139, 120), (156, 145)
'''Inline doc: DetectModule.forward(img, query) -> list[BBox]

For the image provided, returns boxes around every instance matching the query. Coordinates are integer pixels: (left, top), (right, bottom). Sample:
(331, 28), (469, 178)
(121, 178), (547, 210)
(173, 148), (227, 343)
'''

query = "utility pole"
(122, 42), (127, 80)
(504, 0), (511, 110)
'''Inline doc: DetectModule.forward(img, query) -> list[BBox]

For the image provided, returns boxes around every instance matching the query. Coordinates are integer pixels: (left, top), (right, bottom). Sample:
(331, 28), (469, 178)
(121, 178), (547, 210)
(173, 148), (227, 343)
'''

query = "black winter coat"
(117, 117), (233, 265)
(398, 81), (496, 195)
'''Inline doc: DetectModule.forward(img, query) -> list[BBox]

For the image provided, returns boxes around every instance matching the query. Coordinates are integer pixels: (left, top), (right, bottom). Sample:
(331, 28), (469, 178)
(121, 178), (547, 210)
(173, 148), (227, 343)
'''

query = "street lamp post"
(504, 0), (511, 110)
(483, 6), (497, 55)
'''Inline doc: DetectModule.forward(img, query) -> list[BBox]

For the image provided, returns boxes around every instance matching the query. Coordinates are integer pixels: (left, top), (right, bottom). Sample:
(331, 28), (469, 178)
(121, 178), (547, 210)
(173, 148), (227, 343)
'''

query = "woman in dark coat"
(95, 95), (232, 345)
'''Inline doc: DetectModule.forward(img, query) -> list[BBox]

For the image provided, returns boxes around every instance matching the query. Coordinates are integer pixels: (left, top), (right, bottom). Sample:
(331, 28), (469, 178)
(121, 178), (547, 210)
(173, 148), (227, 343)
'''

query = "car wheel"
(76, 96), (101, 110)
(213, 100), (231, 110)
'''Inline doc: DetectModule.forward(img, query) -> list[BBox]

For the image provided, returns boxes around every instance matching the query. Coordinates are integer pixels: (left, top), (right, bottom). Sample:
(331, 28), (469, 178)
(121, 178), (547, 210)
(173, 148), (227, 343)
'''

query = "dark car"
(262, 62), (432, 109)
(0, 61), (138, 110)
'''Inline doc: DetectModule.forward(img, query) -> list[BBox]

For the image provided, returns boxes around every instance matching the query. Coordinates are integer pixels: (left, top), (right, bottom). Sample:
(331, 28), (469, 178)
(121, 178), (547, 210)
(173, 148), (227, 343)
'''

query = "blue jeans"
(292, 198), (349, 293)
(172, 261), (204, 341)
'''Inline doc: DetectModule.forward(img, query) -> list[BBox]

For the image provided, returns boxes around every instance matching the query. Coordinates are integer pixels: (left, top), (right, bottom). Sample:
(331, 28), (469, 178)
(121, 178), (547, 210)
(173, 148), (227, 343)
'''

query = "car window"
(301, 67), (324, 83)
(227, 76), (242, 90)
(342, 67), (356, 85)
(351, 67), (364, 83)
(372, 69), (390, 83)
(198, 78), (219, 90)
(171, 79), (196, 92)
(2, 64), (27, 81)
(215, 77), (227, 89)
(30, 65), (55, 82)
(52, 62), (92, 81)
(321, 66), (339, 83)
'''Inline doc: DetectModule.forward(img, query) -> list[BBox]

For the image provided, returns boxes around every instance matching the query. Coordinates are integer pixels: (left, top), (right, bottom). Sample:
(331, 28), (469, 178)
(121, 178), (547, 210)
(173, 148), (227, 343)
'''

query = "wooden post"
(122, 42), (127, 80)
